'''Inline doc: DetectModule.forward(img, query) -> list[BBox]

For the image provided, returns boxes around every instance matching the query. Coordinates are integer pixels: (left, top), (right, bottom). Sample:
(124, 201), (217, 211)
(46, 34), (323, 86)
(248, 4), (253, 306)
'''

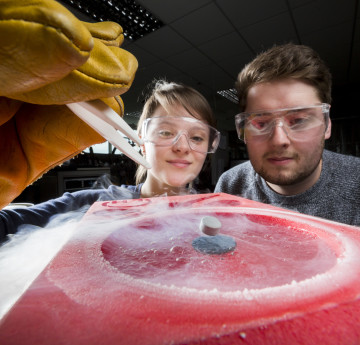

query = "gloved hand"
(0, 0), (138, 209)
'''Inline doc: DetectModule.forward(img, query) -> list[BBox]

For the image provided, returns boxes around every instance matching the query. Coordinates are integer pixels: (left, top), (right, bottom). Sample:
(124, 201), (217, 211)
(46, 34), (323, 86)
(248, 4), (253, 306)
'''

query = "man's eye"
(287, 115), (310, 127)
(290, 117), (307, 125)
(250, 118), (270, 130)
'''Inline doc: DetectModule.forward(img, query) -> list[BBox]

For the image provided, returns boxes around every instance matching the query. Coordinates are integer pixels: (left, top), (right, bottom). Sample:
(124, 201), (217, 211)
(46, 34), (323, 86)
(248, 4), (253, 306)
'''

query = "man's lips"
(167, 159), (191, 168)
(267, 156), (294, 165)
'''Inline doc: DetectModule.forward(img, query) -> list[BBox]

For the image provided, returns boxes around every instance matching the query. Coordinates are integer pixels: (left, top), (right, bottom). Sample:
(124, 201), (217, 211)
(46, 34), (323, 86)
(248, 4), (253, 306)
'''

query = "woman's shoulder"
(119, 184), (143, 196)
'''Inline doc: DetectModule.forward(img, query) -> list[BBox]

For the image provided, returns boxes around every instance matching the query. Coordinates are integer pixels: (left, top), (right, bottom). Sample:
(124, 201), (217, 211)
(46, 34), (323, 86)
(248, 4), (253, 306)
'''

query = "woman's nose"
(172, 133), (191, 152)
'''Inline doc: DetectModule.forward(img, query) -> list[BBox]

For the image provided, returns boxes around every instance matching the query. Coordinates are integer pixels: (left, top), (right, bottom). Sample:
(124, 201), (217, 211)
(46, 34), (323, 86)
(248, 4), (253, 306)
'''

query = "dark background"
(15, 0), (360, 204)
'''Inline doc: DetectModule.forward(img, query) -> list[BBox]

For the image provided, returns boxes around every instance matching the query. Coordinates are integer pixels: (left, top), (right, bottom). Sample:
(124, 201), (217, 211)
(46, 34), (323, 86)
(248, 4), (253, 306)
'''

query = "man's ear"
(325, 118), (332, 140)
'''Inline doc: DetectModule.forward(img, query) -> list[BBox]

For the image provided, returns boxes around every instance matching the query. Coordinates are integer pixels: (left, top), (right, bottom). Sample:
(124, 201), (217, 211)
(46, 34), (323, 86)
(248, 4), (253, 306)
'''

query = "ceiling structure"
(59, 0), (360, 131)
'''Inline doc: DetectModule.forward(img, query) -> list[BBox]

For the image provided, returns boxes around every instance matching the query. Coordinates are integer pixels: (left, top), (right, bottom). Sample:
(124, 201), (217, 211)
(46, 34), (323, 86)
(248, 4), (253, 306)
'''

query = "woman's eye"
(158, 130), (174, 138)
(190, 135), (205, 143)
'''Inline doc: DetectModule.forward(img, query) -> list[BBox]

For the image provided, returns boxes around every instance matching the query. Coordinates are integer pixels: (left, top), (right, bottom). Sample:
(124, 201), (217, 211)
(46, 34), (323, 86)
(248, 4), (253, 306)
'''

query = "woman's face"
(142, 104), (208, 192)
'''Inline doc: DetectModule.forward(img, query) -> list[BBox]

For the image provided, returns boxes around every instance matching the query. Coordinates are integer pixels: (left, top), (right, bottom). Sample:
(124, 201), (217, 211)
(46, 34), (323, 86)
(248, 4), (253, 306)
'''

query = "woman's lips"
(167, 159), (191, 168)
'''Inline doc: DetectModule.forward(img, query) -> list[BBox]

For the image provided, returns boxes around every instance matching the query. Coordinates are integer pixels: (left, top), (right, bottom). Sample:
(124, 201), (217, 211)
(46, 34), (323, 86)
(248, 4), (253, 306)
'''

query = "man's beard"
(257, 157), (321, 186)
(253, 139), (325, 187)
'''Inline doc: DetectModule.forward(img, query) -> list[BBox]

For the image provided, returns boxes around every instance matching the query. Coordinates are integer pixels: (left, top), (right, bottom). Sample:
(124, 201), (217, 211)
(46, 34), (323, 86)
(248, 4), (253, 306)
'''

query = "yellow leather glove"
(0, 0), (138, 209)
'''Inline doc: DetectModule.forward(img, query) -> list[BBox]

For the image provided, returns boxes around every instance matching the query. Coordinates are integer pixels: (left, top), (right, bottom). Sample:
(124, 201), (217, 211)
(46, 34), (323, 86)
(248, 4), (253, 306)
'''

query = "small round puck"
(200, 216), (222, 236)
(192, 234), (236, 255)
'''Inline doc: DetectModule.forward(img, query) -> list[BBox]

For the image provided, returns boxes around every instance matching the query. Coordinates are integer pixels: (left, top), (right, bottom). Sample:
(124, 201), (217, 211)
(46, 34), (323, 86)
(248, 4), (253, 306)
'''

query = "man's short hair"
(235, 43), (332, 112)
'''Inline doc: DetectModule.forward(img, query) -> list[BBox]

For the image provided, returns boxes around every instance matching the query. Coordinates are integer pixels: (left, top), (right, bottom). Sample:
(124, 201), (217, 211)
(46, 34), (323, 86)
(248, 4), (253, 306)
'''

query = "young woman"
(126, 80), (219, 198)
(0, 81), (220, 242)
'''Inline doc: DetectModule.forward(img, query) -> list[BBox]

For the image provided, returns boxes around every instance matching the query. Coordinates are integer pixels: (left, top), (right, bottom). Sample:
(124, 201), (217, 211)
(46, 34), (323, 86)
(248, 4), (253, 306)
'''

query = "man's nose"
(172, 132), (191, 152)
(269, 119), (291, 145)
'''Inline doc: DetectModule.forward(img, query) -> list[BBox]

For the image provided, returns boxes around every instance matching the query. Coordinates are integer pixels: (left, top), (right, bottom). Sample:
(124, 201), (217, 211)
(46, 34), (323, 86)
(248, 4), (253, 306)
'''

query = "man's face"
(245, 79), (331, 195)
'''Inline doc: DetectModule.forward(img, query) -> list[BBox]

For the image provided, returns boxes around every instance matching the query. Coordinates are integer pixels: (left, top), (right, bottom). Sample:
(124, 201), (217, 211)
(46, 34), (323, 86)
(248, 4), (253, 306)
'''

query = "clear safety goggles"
(141, 116), (221, 153)
(235, 103), (330, 142)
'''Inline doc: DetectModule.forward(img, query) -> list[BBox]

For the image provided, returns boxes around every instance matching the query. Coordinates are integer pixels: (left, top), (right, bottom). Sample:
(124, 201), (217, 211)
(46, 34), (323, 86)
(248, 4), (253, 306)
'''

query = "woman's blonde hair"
(135, 80), (216, 185)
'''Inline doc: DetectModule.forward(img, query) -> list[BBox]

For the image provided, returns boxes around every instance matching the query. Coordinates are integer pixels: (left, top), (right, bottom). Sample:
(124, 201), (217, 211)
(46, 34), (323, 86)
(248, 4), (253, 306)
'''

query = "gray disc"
(192, 234), (236, 255)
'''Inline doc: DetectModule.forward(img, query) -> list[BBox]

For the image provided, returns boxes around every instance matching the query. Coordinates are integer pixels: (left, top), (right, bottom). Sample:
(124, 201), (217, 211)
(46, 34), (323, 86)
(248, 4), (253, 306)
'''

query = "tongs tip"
(67, 101), (151, 170)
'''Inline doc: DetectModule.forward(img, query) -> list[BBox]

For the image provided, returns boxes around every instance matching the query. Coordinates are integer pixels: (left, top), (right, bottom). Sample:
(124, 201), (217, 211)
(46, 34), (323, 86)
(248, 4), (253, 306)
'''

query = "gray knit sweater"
(215, 150), (360, 226)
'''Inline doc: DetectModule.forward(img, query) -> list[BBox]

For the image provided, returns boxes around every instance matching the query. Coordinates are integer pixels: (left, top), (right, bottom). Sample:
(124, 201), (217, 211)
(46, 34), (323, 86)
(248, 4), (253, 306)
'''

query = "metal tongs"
(67, 100), (151, 169)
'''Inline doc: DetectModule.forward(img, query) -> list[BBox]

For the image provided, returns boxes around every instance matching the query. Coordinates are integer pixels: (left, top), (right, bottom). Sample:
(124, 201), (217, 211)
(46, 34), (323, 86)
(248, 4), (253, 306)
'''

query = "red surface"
(1, 193), (360, 345)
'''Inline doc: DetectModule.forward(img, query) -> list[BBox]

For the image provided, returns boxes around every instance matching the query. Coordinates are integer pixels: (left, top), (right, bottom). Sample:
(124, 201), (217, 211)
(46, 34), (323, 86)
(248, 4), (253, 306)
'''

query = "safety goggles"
(141, 116), (220, 153)
(235, 103), (330, 142)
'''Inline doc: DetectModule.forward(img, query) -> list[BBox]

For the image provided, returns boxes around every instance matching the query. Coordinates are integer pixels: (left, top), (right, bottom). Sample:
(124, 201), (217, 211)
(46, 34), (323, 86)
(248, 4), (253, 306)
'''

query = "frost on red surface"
(0, 193), (360, 345)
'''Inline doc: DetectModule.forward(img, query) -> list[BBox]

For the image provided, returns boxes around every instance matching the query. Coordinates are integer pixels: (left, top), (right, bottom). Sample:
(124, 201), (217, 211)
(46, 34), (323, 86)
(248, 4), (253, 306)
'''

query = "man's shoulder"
(324, 149), (360, 164)
(215, 160), (255, 193)
(220, 160), (253, 178)
(323, 150), (360, 175)
(322, 150), (360, 199)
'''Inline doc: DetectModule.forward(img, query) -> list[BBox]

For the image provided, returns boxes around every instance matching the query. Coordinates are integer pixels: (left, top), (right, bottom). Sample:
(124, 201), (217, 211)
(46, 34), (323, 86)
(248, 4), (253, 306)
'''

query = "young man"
(215, 43), (360, 226)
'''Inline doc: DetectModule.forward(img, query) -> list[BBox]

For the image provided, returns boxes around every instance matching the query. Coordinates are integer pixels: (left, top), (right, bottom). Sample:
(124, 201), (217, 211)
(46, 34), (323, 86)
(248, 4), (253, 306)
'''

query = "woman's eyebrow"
(155, 119), (175, 125)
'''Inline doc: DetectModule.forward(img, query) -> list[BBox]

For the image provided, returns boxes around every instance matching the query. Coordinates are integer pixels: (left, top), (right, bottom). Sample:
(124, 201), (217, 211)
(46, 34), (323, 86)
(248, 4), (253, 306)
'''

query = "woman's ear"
(140, 144), (146, 156)
(138, 132), (145, 155)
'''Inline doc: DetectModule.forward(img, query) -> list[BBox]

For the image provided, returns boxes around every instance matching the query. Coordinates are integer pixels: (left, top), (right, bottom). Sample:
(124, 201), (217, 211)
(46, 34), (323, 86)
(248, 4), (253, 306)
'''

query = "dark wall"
(326, 84), (360, 157)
